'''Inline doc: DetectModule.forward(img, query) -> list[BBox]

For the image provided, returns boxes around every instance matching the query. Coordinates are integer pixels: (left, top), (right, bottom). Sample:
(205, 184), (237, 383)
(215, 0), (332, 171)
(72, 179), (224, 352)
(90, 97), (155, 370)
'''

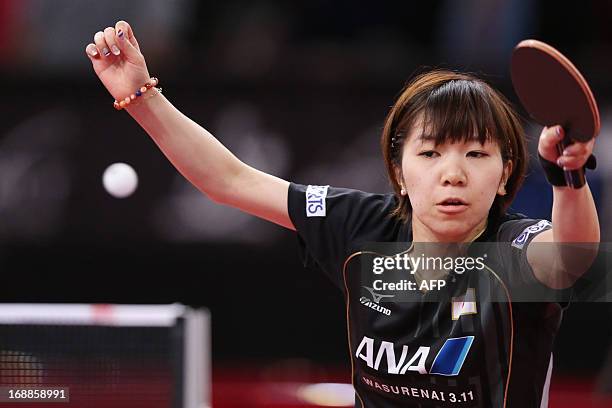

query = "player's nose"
(440, 159), (467, 186)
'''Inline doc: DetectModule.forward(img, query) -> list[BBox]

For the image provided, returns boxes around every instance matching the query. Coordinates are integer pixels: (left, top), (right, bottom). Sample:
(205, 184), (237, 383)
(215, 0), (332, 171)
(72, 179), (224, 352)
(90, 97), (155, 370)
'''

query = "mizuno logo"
(360, 297), (392, 316)
(363, 286), (395, 303)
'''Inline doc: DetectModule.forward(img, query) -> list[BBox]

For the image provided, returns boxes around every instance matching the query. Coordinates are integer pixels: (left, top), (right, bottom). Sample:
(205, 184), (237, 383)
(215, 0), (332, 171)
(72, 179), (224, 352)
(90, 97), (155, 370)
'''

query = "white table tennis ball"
(102, 162), (138, 198)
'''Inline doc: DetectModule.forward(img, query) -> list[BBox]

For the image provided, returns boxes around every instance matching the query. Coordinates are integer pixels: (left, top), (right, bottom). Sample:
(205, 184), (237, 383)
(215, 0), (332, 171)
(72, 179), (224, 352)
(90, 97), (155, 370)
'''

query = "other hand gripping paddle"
(511, 39), (600, 188)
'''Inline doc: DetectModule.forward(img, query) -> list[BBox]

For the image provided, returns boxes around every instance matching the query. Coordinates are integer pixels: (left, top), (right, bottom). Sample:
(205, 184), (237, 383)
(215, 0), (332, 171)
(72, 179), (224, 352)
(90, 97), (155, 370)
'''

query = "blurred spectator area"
(1, 0), (611, 244)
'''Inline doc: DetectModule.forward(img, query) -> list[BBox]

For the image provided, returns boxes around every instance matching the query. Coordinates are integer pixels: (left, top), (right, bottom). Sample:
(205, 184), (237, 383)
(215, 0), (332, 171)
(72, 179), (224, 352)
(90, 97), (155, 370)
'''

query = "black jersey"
(288, 183), (565, 408)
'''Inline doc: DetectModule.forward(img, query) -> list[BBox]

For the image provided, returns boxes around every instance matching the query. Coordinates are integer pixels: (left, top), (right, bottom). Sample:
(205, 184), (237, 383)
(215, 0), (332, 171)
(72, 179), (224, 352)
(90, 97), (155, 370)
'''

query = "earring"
(400, 187), (406, 196)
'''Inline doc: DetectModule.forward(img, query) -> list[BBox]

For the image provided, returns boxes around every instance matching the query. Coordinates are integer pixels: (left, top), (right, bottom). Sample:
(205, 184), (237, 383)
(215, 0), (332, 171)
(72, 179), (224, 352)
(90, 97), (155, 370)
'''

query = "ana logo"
(512, 220), (551, 249)
(355, 336), (474, 376)
(305, 185), (329, 217)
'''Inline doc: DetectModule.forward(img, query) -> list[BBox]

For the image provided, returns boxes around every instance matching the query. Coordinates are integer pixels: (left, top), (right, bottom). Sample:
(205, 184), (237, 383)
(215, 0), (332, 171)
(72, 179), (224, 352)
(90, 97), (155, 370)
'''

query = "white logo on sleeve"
(305, 185), (329, 217)
(511, 220), (552, 249)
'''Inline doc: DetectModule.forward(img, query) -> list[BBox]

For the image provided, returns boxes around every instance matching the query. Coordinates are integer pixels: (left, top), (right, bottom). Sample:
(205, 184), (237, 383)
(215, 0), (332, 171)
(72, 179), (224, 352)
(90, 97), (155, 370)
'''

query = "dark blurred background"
(1, 0), (611, 395)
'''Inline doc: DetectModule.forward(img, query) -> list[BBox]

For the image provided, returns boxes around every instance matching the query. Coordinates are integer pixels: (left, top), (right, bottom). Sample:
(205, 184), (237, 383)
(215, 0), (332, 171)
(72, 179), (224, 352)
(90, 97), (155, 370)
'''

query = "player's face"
(398, 127), (510, 243)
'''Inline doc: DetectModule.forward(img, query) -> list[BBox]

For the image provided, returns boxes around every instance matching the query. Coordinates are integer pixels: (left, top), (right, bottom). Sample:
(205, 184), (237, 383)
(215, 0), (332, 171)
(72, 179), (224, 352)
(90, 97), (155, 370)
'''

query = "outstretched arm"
(85, 21), (294, 230)
(528, 125), (600, 288)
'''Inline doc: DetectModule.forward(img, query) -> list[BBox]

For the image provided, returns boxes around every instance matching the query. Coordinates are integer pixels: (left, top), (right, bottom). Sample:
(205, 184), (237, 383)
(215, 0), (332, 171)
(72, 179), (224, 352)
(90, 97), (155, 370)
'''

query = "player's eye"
(467, 151), (488, 158)
(418, 150), (439, 158)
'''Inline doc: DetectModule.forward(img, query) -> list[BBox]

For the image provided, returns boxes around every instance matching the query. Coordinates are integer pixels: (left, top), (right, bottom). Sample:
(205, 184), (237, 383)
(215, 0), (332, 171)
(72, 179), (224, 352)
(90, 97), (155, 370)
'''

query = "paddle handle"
(556, 133), (586, 189)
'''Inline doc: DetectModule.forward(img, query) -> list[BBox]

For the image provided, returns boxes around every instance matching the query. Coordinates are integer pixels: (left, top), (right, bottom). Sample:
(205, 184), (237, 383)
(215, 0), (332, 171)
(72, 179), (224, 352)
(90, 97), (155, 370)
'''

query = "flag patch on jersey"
(511, 220), (552, 249)
(305, 185), (329, 217)
(452, 288), (477, 320)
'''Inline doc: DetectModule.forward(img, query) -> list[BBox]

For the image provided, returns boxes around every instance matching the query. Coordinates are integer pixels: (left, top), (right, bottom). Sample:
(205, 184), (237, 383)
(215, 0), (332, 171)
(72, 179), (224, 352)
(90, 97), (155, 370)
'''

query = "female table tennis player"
(86, 21), (599, 407)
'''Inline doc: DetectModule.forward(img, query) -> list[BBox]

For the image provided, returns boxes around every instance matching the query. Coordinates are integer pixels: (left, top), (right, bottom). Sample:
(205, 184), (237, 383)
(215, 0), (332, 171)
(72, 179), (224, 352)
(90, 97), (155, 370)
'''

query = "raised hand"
(85, 21), (151, 103)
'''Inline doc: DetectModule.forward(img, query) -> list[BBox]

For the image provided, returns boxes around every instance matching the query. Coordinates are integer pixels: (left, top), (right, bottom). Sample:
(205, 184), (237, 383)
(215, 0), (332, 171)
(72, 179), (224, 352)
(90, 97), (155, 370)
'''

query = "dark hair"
(380, 70), (528, 221)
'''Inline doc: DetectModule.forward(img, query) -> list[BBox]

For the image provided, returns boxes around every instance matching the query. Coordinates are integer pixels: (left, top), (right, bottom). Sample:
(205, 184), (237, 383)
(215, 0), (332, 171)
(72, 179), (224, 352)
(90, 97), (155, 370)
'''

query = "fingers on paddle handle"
(555, 129), (574, 151)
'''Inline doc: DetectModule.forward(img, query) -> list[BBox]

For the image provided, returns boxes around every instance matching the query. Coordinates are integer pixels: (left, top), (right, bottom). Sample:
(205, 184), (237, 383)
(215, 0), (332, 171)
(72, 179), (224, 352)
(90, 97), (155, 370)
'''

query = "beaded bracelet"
(113, 77), (161, 110)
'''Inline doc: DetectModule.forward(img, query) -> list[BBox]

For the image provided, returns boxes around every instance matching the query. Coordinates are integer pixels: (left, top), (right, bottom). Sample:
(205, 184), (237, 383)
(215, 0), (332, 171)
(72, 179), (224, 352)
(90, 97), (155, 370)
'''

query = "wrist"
(124, 86), (161, 109)
(125, 87), (164, 117)
(113, 77), (159, 110)
(538, 152), (596, 188)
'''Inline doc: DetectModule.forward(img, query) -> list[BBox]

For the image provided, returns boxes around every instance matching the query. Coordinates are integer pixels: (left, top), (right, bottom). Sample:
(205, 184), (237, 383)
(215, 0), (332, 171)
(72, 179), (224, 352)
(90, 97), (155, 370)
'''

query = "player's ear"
(393, 165), (407, 196)
(498, 160), (513, 196)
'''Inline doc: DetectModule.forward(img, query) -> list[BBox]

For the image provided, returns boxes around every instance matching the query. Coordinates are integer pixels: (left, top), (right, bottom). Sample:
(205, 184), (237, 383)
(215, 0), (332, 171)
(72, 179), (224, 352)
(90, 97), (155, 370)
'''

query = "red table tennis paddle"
(510, 39), (600, 188)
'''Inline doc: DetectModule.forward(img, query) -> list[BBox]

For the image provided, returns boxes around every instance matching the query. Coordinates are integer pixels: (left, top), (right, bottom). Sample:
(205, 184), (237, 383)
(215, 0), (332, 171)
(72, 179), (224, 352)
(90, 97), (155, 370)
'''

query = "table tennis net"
(0, 304), (209, 408)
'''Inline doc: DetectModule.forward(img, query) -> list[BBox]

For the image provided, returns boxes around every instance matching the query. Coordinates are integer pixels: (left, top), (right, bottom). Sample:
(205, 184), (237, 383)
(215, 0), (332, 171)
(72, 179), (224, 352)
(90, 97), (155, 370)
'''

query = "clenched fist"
(85, 21), (151, 103)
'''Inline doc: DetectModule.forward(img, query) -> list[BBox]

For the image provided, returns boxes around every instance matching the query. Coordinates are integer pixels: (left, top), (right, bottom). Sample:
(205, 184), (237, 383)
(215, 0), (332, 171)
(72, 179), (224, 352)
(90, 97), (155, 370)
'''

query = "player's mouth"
(436, 198), (469, 214)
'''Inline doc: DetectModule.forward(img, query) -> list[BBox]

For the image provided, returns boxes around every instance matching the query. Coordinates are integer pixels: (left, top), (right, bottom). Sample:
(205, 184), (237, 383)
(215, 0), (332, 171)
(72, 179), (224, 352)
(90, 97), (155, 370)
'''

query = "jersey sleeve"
(495, 217), (570, 302)
(287, 183), (396, 289)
